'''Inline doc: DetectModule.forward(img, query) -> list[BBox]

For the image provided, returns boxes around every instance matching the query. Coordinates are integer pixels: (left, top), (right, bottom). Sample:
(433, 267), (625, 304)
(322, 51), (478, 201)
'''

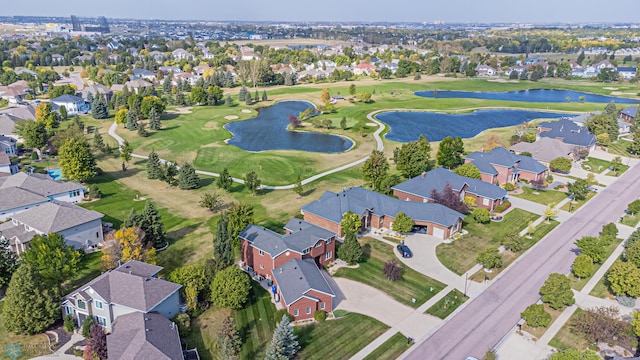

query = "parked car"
(396, 244), (412, 258)
(411, 226), (427, 234)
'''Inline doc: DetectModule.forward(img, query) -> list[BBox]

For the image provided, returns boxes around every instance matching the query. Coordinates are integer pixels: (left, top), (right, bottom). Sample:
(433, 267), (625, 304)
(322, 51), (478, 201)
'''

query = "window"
(96, 232), (99, 238)
(293, 309), (299, 317)
(303, 248), (310, 255)
(325, 251), (332, 260)
(77, 299), (86, 310)
(94, 300), (103, 310)
(315, 241), (322, 248)
(306, 307), (311, 315)
(326, 237), (331, 244)
(69, 190), (81, 197)
(94, 316), (107, 326)
(259, 264), (264, 269)
(320, 303), (325, 310)
(482, 198), (490, 206)
(258, 249), (264, 256)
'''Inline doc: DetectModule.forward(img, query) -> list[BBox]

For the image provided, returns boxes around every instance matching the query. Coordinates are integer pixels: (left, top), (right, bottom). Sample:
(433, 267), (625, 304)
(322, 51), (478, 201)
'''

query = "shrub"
(471, 208), (490, 224)
(274, 309), (294, 324)
(172, 313), (191, 337)
(494, 201), (511, 213)
(616, 295), (636, 308)
(503, 182), (515, 191)
(30, 152), (38, 160)
(88, 185), (101, 199)
(82, 317), (95, 338)
(64, 314), (75, 333)
(382, 260), (403, 281)
(314, 310), (326, 322)
(550, 157), (572, 173)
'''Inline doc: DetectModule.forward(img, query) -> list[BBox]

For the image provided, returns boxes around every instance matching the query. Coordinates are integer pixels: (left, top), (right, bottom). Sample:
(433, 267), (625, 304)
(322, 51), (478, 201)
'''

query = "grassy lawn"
(0, 301), (52, 358)
(606, 163), (630, 176)
(581, 157), (611, 173)
(334, 237), (446, 308)
(184, 305), (232, 360)
(589, 276), (615, 300)
(437, 209), (540, 275)
(620, 213), (640, 228)
(549, 308), (589, 351)
(608, 140), (639, 158)
(296, 313), (388, 360)
(522, 303), (565, 340)
(560, 192), (596, 212)
(570, 238), (623, 291)
(363, 331), (413, 360)
(511, 186), (568, 205)
(62, 251), (102, 293)
(425, 289), (469, 319)
(236, 282), (277, 360)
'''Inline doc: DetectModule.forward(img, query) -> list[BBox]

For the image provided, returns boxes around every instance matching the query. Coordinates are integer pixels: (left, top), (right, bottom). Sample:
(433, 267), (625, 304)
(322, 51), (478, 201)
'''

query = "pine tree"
(225, 95), (233, 107)
(136, 121), (148, 137)
(262, 90), (268, 101)
(140, 201), (167, 249)
(162, 162), (178, 186)
(254, 90), (259, 102)
(216, 167), (233, 191)
(178, 162), (200, 190)
(162, 76), (172, 94)
(123, 208), (141, 228)
(93, 128), (105, 152)
(125, 110), (138, 130)
(148, 107), (161, 130)
(146, 150), (162, 179)
(265, 315), (300, 360)
(91, 93), (109, 119)
(337, 231), (363, 265)
(214, 214), (233, 269)
(238, 86), (247, 101)
(217, 316), (242, 360)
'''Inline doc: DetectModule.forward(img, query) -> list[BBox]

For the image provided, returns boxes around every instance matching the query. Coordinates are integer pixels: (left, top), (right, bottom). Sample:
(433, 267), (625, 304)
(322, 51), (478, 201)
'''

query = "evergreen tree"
(337, 231), (363, 265)
(148, 107), (161, 130)
(91, 93), (109, 119)
(225, 95), (233, 107)
(162, 76), (172, 94)
(59, 105), (67, 121)
(86, 92), (94, 104)
(264, 315), (300, 360)
(123, 208), (141, 228)
(140, 201), (167, 249)
(216, 167), (233, 191)
(93, 128), (105, 152)
(162, 162), (179, 186)
(262, 90), (268, 101)
(0, 236), (18, 289)
(214, 215), (233, 269)
(238, 85), (247, 101)
(254, 90), (259, 101)
(125, 110), (138, 130)
(136, 121), (148, 137)
(146, 150), (162, 179)
(178, 162), (200, 190)
(340, 116), (347, 129)
(244, 171), (260, 195)
(217, 316), (242, 360)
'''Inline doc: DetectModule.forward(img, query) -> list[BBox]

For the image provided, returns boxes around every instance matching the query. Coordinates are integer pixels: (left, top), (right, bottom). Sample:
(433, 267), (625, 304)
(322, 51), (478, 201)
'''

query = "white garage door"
(433, 227), (445, 239)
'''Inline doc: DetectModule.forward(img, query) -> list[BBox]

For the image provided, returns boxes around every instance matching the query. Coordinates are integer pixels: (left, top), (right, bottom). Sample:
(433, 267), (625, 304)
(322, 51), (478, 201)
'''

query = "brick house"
(392, 167), (507, 211)
(464, 147), (548, 185)
(301, 187), (464, 240)
(537, 119), (597, 152)
(619, 106), (637, 124)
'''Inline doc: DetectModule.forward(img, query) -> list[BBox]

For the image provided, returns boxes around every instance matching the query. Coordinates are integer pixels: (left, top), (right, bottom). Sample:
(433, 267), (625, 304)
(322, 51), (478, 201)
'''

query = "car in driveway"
(396, 244), (412, 258)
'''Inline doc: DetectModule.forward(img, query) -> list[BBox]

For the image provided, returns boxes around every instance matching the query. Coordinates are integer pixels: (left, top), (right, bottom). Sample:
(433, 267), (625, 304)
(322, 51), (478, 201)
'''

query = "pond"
(414, 89), (638, 104)
(378, 109), (575, 142)
(224, 101), (353, 153)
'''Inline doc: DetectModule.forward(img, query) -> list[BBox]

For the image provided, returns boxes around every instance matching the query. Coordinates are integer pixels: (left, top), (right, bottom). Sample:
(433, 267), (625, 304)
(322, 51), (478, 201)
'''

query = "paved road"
(403, 162), (640, 360)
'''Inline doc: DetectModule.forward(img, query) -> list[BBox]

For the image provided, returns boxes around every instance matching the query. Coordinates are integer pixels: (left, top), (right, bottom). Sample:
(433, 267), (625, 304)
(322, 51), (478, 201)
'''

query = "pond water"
(414, 89), (638, 104)
(224, 101), (353, 153)
(378, 109), (575, 142)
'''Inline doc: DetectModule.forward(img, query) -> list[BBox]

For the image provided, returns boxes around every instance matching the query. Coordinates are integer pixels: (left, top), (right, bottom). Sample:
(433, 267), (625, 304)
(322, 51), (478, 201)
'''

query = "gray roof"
(107, 312), (184, 360)
(11, 201), (103, 233)
(0, 105), (37, 120)
(537, 119), (597, 147)
(301, 187), (464, 228)
(509, 137), (574, 164)
(82, 84), (112, 97)
(271, 258), (335, 306)
(0, 172), (84, 196)
(52, 94), (84, 103)
(0, 220), (36, 246)
(621, 106), (638, 118)
(0, 187), (48, 211)
(392, 167), (507, 201)
(239, 219), (335, 256)
(114, 260), (163, 278)
(465, 147), (548, 175)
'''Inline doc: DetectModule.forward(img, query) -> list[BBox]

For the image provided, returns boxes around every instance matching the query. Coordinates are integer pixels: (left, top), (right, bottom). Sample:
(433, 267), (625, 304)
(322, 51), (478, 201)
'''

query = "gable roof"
(114, 260), (163, 278)
(392, 167), (507, 200)
(465, 147), (548, 175)
(0, 187), (49, 211)
(301, 187), (464, 228)
(537, 119), (597, 147)
(621, 106), (638, 118)
(0, 105), (37, 120)
(271, 258), (335, 306)
(0, 172), (84, 196)
(52, 94), (84, 103)
(239, 219), (335, 257)
(11, 201), (103, 233)
(107, 312), (184, 360)
(509, 137), (574, 164)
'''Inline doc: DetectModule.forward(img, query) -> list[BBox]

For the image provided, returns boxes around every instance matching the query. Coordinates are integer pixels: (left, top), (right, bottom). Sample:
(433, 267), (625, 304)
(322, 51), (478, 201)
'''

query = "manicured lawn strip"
(425, 289), (469, 319)
(296, 313), (388, 360)
(184, 305), (232, 360)
(570, 238), (622, 291)
(363, 332), (412, 360)
(63, 251), (102, 293)
(549, 308), (589, 351)
(608, 140), (639, 158)
(589, 276), (614, 299)
(581, 157), (611, 173)
(560, 192), (596, 212)
(522, 303), (564, 340)
(0, 301), (51, 358)
(511, 186), (568, 205)
(621, 214), (640, 228)
(334, 237), (446, 307)
(437, 209), (539, 275)
(237, 283), (277, 360)
(606, 163), (630, 176)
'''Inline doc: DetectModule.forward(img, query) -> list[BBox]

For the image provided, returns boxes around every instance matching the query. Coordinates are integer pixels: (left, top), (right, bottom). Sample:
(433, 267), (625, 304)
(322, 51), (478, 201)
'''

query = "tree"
(572, 254), (594, 279)
(549, 157), (572, 173)
(520, 304), (551, 328)
(58, 137), (95, 182)
(293, 175), (304, 197)
(362, 150), (389, 191)
(91, 93), (109, 119)
(140, 96), (166, 119)
(88, 325), (108, 360)
(214, 215), (233, 270)
(178, 162), (200, 190)
(631, 310), (640, 337)
(93, 128), (105, 152)
(190, 86), (206, 104)
(35, 102), (59, 128)
(575, 236), (607, 264)
(125, 109), (139, 130)
(471, 208), (490, 224)
(340, 116), (347, 129)
(238, 85), (247, 101)
(119, 139), (133, 171)
(320, 88), (330, 103)
(453, 163), (481, 179)
(101, 227), (156, 271)
(136, 120), (148, 137)
(356, 91), (372, 103)
(0, 235), (18, 290)
(544, 203), (558, 222)
(199, 191), (224, 212)
(216, 167), (234, 191)
(225, 95), (234, 107)
(601, 222), (618, 240)
(217, 316), (242, 360)
(437, 136), (464, 168)
(585, 112), (619, 141)
(115, 109), (128, 124)
(82, 317), (95, 338)
(392, 212), (414, 234)
(227, 202), (254, 247)
(628, 199), (640, 215)
(262, 90), (268, 102)
(59, 105), (68, 121)
(167, 264), (207, 312)
(571, 306), (631, 345)
(610, 156), (622, 175)
(337, 231), (363, 265)
(567, 179), (590, 201)
(340, 211), (362, 235)
(476, 247), (502, 269)
(540, 273), (575, 310)
(502, 229), (524, 252)
(148, 107), (161, 130)
(22, 233), (81, 290)
(16, 120), (47, 149)
(123, 208), (141, 228)
(431, 183), (469, 214)
(210, 265), (251, 309)
(396, 135), (432, 178)
(244, 171), (261, 195)
(3, 264), (60, 335)
(140, 201), (167, 248)
(146, 150), (162, 179)
(549, 349), (600, 360)
(607, 260), (640, 297)
(265, 314), (300, 360)
(382, 260), (402, 281)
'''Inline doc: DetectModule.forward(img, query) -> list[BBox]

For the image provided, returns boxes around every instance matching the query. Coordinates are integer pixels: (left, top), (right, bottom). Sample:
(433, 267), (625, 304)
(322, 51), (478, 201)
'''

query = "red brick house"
(239, 219), (336, 321)
(301, 187), (465, 240)
(464, 147), (548, 185)
(392, 168), (507, 211)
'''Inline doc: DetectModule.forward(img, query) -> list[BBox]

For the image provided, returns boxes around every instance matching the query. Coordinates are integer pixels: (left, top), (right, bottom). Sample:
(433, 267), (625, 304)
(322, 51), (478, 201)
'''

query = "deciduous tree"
(549, 157), (572, 173)
(119, 139), (133, 171)
(340, 211), (362, 235)
(16, 120), (47, 149)
(431, 183), (469, 214)
(392, 212), (414, 234)
(88, 325), (107, 360)
(22, 233), (80, 290)
(572, 254), (594, 279)
(0, 236), (18, 290)
(382, 260), (402, 281)
(567, 179), (590, 201)
(216, 167), (234, 191)
(227, 202), (254, 247)
(521, 304), (551, 328)
(210, 266), (251, 310)
(320, 88), (330, 103)
(167, 264), (207, 312)
(396, 135), (431, 178)
(575, 236), (608, 264)
(476, 247), (502, 269)
(217, 316), (242, 359)
(244, 171), (260, 195)
(540, 273), (575, 310)
(471, 208), (490, 224)
(571, 306), (631, 344)
(607, 260), (640, 297)
(199, 192), (224, 213)
(59, 137), (96, 181)
(437, 136), (464, 168)
(453, 163), (481, 179)
(362, 150), (389, 191)
(101, 227), (156, 271)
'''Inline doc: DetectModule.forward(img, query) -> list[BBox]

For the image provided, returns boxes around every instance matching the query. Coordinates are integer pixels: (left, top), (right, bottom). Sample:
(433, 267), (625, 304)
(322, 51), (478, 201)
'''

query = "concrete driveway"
(399, 234), (464, 287)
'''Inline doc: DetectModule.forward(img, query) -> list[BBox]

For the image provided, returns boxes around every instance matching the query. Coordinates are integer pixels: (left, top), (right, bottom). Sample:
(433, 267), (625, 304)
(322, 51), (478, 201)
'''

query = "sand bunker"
(224, 115), (239, 120)
(241, 109), (252, 114)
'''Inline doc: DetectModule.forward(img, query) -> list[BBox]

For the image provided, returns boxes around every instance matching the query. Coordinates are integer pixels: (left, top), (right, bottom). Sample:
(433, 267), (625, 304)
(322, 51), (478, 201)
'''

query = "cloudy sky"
(4, 0), (638, 23)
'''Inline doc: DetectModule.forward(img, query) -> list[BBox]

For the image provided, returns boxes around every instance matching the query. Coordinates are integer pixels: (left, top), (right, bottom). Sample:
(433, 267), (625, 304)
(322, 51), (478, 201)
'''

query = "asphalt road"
(403, 162), (640, 360)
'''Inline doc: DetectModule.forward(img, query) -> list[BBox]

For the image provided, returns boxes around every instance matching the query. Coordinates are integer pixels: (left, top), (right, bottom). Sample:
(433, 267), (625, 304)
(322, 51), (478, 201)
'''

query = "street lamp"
(464, 272), (469, 297)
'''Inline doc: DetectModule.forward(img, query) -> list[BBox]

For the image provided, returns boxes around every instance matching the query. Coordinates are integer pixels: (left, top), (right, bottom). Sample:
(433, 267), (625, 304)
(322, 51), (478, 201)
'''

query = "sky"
(4, 0), (639, 23)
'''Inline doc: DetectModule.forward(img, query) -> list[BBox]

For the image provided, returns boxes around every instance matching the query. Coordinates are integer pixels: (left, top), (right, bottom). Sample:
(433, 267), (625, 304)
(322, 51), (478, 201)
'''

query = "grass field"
(548, 308), (589, 351)
(437, 209), (540, 275)
(184, 305), (232, 360)
(511, 186), (568, 205)
(334, 237), (446, 307)
(560, 191), (596, 212)
(589, 276), (615, 299)
(581, 157), (611, 173)
(236, 283), (277, 360)
(0, 301), (52, 359)
(62, 251), (102, 293)
(570, 238), (623, 291)
(296, 313), (389, 360)
(621, 214), (640, 228)
(363, 332), (413, 360)
(425, 289), (469, 319)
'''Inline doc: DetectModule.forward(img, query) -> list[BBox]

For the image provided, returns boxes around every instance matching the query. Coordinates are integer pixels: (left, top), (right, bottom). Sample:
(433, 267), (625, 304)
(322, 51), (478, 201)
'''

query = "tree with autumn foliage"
(100, 227), (156, 271)
(320, 88), (331, 103)
(430, 183), (469, 214)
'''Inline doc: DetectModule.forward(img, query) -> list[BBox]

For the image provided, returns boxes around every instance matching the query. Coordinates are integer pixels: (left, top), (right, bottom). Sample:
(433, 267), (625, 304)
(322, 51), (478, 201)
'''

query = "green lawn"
(425, 289), (469, 319)
(334, 237), (446, 307)
(606, 163), (630, 176)
(548, 308), (589, 351)
(621, 213), (640, 228)
(63, 251), (102, 293)
(437, 209), (540, 275)
(570, 238), (623, 291)
(296, 313), (388, 360)
(560, 192), (596, 212)
(511, 186), (568, 205)
(581, 157), (611, 173)
(589, 276), (614, 299)
(0, 301), (51, 359)
(236, 283), (277, 360)
(608, 140), (639, 158)
(363, 332), (413, 360)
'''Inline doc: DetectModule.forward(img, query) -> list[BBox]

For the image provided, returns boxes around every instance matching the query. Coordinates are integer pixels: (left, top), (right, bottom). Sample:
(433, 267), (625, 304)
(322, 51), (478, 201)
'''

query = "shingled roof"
(107, 312), (184, 360)
(537, 119), (597, 147)
(0, 172), (84, 196)
(11, 201), (103, 233)
(465, 147), (548, 175)
(0, 186), (48, 212)
(239, 219), (335, 257)
(271, 258), (335, 306)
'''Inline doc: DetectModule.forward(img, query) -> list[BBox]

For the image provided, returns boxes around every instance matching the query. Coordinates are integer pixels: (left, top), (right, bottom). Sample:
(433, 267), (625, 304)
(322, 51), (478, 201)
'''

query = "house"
(54, 74), (85, 92)
(301, 187), (465, 239)
(0, 135), (17, 155)
(123, 79), (153, 94)
(617, 67), (637, 80)
(0, 186), (50, 222)
(0, 201), (103, 254)
(475, 64), (497, 76)
(131, 69), (156, 82)
(107, 312), (185, 360)
(82, 84), (113, 102)
(509, 137), (575, 167)
(149, 51), (166, 63)
(0, 106), (37, 139)
(51, 54), (64, 63)
(61, 260), (182, 332)
(52, 94), (86, 115)
(392, 168), (507, 211)
(465, 147), (548, 185)
(158, 66), (182, 76)
(537, 119), (597, 151)
(0, 152), (18, 176)
(172, 48), (193, 61)
(353, 62), (376, 76)
(0, 81), (30, 103)
(619, 106), (638, 124)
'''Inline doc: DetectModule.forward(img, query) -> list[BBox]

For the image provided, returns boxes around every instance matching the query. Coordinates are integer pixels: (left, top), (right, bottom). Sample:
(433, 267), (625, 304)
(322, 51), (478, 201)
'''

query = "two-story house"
(392, 168), (508, 211)
(0, 135), (17, 155)
(0, 153), (18, 176)
(464, 147), (548, 185)
(537, 119), (597, 152)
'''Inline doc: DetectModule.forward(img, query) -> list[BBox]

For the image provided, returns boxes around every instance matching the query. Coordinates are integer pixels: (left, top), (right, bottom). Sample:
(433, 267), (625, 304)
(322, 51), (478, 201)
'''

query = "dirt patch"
(241, 109), (252, 114)
(487, 78), (519, 83)
(223, 115), (239, 120)
(203, 121), (219, 129)
(166, 107), (193, 115)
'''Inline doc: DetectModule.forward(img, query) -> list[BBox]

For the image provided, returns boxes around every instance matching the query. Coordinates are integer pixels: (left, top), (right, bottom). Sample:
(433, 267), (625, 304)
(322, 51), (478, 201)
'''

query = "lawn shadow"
(160, 114), (180, 121)
(198, 177), (215, 188)
(166, 223), (201, 241)
(102, 167), (143, 179)
(302, 188), (316, 197)
(294, 323), (316, 349)
(160, 124), (180, 130)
